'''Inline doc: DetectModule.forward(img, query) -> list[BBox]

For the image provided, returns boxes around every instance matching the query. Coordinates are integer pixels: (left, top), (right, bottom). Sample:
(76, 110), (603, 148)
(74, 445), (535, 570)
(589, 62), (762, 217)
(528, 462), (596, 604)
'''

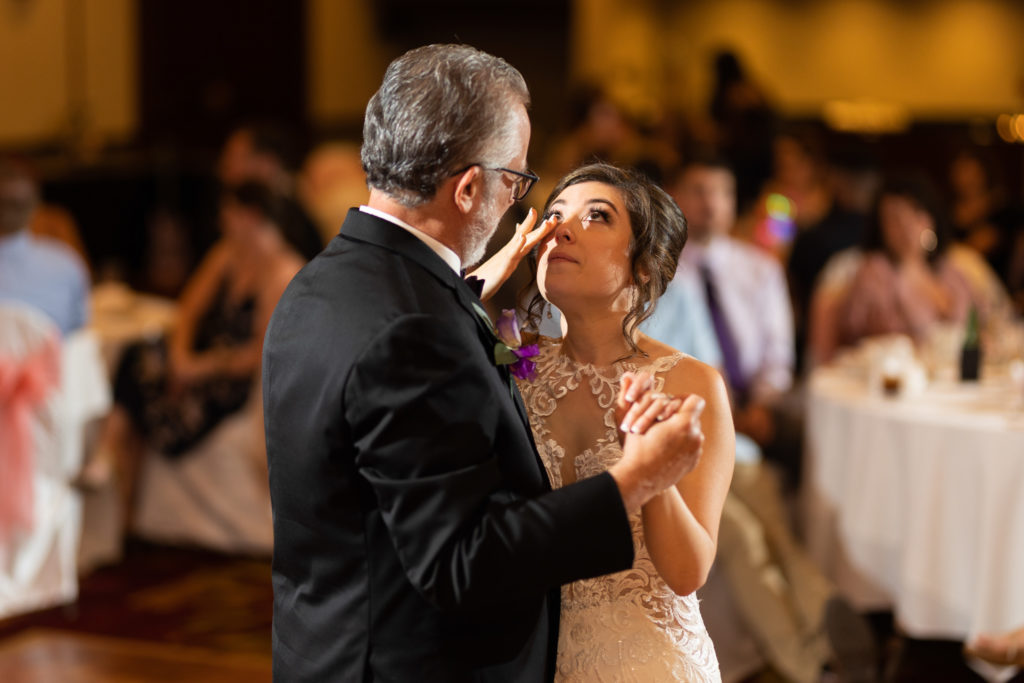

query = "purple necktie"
(701, 263), (747, 402)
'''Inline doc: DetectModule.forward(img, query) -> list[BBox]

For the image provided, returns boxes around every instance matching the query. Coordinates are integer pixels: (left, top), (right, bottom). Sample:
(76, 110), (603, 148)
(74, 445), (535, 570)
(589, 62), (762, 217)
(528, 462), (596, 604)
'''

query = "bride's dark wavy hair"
(521, 162), (688, 355)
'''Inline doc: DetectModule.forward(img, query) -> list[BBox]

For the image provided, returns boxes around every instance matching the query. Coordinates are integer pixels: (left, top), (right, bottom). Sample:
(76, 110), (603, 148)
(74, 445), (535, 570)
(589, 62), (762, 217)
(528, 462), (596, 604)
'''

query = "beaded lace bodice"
(517, 337), (720, 682)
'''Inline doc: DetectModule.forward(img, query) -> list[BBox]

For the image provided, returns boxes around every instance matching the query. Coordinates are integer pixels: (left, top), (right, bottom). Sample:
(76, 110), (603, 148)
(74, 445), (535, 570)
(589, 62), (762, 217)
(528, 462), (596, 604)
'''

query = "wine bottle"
(960, 306), (981, 381)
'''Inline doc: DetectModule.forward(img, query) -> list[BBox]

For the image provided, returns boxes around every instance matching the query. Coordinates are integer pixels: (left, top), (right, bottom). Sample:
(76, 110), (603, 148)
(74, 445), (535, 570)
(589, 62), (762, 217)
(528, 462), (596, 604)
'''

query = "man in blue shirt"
(0, 161), (89, 336)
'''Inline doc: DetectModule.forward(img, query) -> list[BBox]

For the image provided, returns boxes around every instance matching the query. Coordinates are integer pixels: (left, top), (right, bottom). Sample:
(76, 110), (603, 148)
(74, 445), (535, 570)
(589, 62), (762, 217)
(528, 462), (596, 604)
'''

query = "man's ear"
(453, 166), (481, 215)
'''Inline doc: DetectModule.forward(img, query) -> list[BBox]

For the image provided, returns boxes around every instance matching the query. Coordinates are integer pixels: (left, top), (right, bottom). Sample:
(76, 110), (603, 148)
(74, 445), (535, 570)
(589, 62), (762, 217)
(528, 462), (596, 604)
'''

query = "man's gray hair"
(361, 44), (530, 207)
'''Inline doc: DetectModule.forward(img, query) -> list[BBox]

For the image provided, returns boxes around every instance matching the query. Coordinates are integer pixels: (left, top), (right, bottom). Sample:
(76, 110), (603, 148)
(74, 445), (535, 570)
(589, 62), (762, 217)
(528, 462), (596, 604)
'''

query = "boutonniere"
(493, 309), (539, 381)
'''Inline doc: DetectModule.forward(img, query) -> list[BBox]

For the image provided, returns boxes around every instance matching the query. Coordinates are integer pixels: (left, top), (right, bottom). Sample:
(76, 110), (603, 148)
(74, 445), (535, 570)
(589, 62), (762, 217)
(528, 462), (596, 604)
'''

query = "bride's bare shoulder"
(637, 333), (725, 398)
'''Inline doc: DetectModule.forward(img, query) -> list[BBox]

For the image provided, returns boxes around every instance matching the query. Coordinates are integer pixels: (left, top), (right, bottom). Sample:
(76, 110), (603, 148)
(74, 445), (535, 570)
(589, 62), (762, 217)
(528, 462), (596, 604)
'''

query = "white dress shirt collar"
(681, 239), (711, 271)
(359, 205), (462, 274)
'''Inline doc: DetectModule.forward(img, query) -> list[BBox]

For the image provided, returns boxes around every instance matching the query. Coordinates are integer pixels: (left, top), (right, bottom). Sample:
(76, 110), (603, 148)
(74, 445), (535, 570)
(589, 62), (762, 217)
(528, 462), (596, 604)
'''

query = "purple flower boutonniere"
(493, 309), (539, 381)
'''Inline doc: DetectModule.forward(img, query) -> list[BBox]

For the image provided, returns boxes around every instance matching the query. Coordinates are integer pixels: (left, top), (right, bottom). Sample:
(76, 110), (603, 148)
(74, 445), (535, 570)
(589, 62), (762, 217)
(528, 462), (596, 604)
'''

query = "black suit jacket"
(263, 209), (634, 682)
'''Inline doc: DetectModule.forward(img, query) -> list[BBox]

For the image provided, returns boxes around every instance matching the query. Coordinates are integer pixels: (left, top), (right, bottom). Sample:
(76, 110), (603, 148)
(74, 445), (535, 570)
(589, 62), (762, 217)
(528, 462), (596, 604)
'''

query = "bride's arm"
(641, 360), (734, 596)
(467, 209), (558, 301)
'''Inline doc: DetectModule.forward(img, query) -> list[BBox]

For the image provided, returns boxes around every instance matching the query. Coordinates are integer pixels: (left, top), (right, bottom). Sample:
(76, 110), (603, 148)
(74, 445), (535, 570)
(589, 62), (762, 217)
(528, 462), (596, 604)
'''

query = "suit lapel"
(339, 209), (549, 486)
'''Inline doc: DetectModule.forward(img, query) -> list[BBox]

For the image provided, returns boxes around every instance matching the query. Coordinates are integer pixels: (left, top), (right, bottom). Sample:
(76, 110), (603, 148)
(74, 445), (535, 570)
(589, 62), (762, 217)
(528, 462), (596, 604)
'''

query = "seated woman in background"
(810, 174), (987, 363)
(80, 182), (304, 511)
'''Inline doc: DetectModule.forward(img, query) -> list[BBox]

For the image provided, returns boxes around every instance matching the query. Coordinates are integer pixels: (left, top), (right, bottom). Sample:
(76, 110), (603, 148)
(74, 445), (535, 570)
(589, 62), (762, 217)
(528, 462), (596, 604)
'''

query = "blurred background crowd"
(2, 1), (1024, 682)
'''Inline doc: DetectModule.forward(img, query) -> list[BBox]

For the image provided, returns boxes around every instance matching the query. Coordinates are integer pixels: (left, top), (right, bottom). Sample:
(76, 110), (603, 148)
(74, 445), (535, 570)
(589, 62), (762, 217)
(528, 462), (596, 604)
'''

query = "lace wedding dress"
(518, 337), (721, 682)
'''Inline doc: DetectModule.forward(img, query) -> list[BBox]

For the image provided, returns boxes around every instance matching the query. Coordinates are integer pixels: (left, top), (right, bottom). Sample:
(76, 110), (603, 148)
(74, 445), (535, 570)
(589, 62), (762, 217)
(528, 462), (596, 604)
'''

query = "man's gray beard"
(462, 187), (504, 267)
(462, 217), (494, 268)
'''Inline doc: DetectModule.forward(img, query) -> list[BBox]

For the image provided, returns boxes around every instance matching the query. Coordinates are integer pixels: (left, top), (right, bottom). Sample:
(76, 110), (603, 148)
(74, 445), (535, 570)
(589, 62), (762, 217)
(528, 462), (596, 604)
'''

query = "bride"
(476, 162), (734, 681)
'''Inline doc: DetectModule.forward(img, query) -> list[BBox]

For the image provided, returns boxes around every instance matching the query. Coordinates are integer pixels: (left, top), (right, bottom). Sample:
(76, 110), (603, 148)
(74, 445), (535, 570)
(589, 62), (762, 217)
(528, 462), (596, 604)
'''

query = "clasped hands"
(610, 371), (706, 514)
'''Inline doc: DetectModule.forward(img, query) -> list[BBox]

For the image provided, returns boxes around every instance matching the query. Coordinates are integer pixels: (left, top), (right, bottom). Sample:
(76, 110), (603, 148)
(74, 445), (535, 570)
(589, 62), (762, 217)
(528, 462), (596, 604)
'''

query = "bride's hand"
(467, 208), (559, 301)
(615, 372), (684, 442)
(611, 394), (706, 512)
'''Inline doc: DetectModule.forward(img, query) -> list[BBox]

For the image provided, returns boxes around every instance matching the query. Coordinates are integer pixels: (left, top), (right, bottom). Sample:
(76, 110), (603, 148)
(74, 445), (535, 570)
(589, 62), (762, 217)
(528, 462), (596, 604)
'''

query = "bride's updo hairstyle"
(524, 162), (688, 355)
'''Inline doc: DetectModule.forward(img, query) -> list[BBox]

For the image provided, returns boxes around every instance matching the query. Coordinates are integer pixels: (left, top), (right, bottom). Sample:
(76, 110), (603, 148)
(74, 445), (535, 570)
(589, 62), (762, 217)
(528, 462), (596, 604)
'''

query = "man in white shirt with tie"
(670, 156), (795, 469)
(650, 156), (878, 683)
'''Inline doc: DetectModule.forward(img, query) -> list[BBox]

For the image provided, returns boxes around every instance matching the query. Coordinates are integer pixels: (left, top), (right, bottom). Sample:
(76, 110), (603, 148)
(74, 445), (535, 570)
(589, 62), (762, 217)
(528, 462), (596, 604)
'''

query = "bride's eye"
(543, 210), (562, 222)
(582, 208), (610, 225)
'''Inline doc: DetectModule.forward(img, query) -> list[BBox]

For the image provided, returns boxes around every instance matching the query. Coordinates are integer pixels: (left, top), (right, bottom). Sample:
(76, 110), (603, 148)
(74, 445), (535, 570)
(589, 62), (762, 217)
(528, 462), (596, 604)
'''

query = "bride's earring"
(546, 306), (553, 320)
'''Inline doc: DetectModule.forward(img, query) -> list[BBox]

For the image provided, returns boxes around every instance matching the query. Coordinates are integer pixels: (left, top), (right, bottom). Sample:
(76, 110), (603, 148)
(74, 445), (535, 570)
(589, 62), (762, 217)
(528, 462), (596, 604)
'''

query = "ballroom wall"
(1, 0), (1022, 148)
(0, 0), (136, 148)
(305, 0), (389, 129)
(573, 0), (1024, 123)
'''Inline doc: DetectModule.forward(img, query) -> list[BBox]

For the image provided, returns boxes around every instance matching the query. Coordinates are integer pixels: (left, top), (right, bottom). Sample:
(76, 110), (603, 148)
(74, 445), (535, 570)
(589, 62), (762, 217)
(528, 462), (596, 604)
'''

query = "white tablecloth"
(804, 365), (1024, 644)
(89, 282), (177, 372)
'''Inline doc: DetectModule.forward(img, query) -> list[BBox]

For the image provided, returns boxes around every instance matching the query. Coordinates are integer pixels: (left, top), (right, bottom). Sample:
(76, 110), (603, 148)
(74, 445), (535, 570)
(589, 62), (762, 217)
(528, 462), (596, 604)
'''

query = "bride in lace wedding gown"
(519, 339), (722, 682)
(475, 163), (734, 681)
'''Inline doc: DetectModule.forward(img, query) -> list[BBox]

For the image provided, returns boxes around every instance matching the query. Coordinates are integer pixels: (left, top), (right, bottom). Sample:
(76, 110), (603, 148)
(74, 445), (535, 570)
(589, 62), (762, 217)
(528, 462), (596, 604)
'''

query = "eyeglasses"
(452, 164), (539, 201)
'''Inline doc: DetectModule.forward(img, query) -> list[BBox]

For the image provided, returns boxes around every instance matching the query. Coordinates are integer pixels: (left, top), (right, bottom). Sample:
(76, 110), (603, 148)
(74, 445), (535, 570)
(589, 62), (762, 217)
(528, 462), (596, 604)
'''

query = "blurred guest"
(80, 183), (303, 510)
(708, 49), (777, 214)
(740, 127), (832, 262)
(137, 209), (195, 299)
(648, 160), (876, 683)
(30, 203), (92, 276)
(218, 122), (324, 260)
(0, 159), (89, 336)
(947, 146), (1024, 291)
(812, 174), (985, 363)
(639, 254), (724, 370)
(1011, 233), (1024, 316)
(542, 84), (645, 182)
(296, 141), (368, 244)
(787, 143), (881, 370)
(708, 464), (877, 683)
(670, 156), (800, 487)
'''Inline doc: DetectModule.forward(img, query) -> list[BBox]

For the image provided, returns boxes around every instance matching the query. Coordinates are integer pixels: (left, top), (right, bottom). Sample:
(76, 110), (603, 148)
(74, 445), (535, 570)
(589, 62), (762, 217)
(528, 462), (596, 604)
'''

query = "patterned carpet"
(0, 539), (273, 657)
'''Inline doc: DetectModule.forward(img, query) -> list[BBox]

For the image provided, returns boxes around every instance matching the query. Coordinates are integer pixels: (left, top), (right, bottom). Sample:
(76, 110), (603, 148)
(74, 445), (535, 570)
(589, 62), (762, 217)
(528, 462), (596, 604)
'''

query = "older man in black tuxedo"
(262, 44), (703, 682)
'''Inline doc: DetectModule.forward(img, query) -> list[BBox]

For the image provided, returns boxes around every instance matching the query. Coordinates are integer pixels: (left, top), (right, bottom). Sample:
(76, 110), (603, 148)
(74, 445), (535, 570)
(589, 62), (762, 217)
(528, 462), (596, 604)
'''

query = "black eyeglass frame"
(451, 164), (539, 201)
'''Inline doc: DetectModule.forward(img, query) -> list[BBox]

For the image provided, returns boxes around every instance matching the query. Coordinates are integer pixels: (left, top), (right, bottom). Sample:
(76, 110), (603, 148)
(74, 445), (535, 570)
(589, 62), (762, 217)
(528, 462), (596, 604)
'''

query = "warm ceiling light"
(996, 114), (1015, 143)
(1014, 114), (1024, 142)
(822, 99), (910, 134)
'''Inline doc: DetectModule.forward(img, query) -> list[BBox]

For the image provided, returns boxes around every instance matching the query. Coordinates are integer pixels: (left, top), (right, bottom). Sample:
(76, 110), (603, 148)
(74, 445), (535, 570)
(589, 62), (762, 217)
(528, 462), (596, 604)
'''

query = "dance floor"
(1, 539), (1020, 682)
(0, 630), (270, 682)
(0, 540), (272, 681)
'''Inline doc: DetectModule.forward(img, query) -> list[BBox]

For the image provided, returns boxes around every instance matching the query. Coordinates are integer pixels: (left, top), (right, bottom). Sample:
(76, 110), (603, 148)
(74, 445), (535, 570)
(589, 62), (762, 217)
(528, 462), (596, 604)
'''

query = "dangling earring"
(546, 303), (553, 320)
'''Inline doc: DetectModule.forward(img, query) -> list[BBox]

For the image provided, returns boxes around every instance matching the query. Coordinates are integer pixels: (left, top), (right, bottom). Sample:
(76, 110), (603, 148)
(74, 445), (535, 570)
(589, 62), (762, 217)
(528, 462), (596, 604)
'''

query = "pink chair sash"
(0, 334), (60, 542)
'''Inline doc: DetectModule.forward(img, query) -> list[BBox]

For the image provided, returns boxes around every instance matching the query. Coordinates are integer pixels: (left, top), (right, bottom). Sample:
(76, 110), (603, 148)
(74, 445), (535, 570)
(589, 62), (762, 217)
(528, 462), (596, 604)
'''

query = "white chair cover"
(59, 329), (116, 575)
(0, 303), (112, 619)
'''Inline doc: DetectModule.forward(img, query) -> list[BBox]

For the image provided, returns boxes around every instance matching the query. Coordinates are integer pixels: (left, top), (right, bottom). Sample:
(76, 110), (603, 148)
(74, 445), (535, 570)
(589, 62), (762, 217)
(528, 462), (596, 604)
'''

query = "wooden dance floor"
(0, 629), (271, 682)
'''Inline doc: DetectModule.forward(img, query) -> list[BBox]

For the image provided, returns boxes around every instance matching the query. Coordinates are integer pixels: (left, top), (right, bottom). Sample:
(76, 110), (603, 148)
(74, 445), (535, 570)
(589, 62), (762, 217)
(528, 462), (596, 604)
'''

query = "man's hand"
(609, 393), (706, 515)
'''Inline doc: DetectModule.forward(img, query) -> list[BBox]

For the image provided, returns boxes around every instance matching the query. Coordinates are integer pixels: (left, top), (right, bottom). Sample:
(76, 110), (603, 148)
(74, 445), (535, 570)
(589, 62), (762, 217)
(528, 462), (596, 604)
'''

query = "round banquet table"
(804, 362), (1024, 661)
(88, 282), (177, 371)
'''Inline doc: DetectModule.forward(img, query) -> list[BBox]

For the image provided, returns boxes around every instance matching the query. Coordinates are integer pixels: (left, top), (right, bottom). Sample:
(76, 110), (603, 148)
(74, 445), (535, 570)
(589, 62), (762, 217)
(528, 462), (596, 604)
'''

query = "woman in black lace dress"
(81, 182), (304, 512)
